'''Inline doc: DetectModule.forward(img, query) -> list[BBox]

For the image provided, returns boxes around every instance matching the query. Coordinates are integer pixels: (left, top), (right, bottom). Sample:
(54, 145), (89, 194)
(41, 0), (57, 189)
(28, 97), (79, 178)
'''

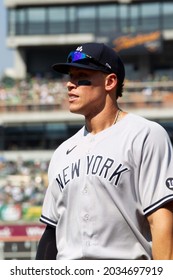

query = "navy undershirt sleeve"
(35, 225), (57, 260)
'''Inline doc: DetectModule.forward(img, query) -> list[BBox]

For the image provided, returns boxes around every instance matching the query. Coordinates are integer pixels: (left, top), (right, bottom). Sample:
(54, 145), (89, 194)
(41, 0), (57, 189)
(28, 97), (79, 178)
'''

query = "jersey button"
(82, 187), (88, 194)
(83, 214), (89, 221)
(86, 241), (90, 247)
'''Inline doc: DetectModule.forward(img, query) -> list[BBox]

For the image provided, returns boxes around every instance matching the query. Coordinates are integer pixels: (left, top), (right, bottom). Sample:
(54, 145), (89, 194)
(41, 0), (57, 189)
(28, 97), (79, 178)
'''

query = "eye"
(78, 73), (89, 79)
(69, 70), (91, 82)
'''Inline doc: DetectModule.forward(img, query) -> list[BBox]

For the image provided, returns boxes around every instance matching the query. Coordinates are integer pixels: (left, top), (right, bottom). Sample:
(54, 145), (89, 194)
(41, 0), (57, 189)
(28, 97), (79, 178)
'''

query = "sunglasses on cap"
(67, 51), (112, 73)
(67, 51), (92, 62)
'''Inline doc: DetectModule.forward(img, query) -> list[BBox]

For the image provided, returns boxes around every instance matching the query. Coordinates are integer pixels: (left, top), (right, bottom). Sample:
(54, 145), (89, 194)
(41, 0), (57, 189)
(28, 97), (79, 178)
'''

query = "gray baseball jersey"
(40, 113), (173, 259)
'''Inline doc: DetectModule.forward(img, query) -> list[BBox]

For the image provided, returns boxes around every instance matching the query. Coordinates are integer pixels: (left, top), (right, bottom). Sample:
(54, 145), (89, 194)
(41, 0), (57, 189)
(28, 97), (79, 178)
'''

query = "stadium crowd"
(0, 76), (68, 111)
(0, 158), (48, 221)
(0, 75), (173, 111)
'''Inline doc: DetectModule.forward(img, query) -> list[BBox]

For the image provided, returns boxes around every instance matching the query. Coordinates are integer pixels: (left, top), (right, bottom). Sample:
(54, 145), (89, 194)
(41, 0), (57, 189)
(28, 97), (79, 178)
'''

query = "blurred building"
(4, 0), (173, 80)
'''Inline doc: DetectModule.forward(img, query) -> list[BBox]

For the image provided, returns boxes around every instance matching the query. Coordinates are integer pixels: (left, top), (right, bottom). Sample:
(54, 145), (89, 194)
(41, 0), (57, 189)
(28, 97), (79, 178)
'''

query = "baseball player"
(36, 42), (173, 260)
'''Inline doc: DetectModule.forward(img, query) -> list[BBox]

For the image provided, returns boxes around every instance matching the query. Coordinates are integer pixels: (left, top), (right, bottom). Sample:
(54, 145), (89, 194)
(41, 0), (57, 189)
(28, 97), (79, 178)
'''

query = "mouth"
(68, 93), (79, 102)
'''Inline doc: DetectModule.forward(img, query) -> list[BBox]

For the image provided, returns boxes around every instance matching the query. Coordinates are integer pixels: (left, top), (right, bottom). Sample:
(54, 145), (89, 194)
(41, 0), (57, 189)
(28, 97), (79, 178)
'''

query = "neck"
(85, 107), (122, 134)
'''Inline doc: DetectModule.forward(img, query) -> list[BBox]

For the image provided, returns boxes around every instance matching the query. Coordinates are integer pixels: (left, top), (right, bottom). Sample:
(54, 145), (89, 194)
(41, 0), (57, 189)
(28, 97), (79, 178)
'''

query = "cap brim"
(52, 62), (111, 74)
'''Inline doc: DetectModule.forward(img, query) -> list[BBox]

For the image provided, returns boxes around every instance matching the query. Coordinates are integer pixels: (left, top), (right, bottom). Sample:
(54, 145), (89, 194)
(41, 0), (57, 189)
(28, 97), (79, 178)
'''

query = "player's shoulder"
(128, 113), (164, 130)
(127, 113), (155, 126)
(127, 113), (167, 133)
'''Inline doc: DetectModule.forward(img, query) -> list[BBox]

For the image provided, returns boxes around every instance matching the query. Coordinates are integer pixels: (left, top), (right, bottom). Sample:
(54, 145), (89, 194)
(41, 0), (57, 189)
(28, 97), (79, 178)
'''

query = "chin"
(69, 106), (85, 116)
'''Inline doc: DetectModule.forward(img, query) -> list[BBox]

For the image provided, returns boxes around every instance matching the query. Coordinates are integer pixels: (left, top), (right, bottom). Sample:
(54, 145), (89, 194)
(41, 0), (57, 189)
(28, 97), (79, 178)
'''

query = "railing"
(0, 237), (39, 260)
(0, 101), (67, 113)
(125, 80), (173, 89)
(0, 223), (45, 260)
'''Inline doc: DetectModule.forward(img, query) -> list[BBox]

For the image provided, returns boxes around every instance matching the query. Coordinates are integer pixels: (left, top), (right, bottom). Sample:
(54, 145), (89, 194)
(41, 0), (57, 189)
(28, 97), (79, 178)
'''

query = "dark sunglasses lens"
(67, 51), (87, 63)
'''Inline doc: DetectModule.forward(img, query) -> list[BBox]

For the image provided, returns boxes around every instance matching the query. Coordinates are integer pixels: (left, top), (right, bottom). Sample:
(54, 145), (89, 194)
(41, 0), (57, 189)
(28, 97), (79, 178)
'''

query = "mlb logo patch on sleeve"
(166, 178), (173, 190)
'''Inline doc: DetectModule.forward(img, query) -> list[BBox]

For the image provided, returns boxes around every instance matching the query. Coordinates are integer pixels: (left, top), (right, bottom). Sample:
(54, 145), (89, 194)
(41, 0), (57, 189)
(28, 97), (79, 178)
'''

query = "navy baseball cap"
(52, 42), (125, 84)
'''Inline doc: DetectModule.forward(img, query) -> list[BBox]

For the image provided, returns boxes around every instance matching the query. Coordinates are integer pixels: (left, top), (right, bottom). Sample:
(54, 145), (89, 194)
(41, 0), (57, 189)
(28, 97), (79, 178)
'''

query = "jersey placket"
(80, 134), (98, 257)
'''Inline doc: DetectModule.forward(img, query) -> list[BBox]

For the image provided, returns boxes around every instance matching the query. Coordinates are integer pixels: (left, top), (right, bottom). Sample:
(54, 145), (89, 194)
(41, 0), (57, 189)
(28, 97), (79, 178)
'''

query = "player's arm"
(36, 225), (57, 260)
(147, 201), (173, 260)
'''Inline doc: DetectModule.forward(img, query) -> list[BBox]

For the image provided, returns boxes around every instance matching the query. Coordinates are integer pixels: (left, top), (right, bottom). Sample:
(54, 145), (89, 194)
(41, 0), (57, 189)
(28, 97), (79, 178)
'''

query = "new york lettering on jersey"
(55, 154), (129, 192)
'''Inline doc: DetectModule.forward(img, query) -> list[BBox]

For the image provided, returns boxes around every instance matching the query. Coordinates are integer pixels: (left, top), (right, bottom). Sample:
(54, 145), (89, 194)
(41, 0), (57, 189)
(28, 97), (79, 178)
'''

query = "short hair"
(116, 80), (124, 99)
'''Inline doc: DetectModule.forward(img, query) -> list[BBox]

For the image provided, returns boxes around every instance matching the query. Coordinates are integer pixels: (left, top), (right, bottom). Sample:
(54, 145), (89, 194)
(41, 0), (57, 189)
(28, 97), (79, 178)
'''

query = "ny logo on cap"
(76, 46), (83, 52)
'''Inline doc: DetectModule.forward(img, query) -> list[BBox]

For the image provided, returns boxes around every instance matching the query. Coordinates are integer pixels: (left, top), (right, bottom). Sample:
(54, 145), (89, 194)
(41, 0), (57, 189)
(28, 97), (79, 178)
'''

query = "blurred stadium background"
(0, 0), (173, 259)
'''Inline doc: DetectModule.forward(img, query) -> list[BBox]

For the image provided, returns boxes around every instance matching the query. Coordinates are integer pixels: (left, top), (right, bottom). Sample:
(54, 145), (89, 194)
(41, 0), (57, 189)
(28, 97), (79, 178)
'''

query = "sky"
(0, 0), (14, 78)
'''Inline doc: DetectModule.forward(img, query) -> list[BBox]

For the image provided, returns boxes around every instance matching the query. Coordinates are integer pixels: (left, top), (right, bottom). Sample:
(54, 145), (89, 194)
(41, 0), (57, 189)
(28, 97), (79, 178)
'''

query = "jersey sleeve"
(40, 179), (59, 227)
(138, 123), (173, 216)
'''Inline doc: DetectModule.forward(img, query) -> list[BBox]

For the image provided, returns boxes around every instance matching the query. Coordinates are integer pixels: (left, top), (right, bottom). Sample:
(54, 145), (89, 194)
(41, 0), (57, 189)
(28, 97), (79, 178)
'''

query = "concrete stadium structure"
(4, 0), (173, 80)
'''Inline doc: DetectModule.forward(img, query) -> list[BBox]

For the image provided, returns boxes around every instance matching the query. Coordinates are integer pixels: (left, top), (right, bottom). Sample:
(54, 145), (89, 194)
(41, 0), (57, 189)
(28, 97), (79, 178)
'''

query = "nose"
(67, 80), (77, 91)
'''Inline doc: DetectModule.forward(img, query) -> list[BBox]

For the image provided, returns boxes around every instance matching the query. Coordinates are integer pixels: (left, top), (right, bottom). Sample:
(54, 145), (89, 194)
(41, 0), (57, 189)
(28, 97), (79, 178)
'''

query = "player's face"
(67, 67), (107, 117)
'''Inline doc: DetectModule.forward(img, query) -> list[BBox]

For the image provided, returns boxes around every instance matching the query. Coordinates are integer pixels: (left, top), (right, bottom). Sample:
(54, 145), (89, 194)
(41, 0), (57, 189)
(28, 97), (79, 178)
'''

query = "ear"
(105, 73), (117, 91)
